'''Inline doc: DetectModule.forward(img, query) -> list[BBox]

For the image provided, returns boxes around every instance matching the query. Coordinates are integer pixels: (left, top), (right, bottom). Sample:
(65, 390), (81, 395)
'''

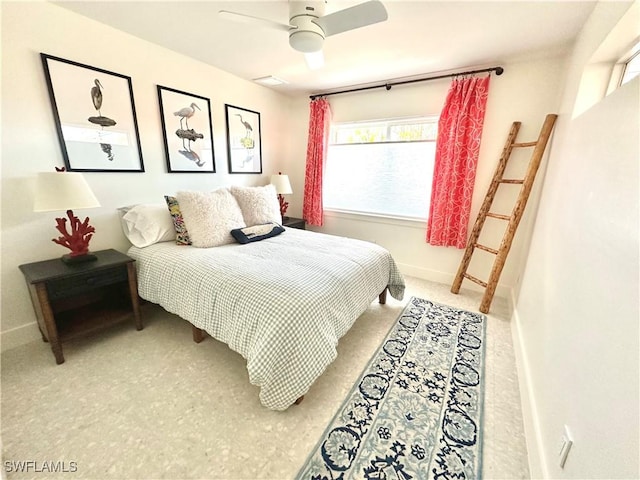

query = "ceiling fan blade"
(304, 50), (324, 70)
(312, 0), (388, 37)
(218, 10), (294, 32)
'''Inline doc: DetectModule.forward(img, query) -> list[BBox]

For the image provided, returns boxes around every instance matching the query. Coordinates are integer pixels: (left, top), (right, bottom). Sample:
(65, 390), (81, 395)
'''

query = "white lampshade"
(34, 171), (101, 212)
(270, 174), (293, 195)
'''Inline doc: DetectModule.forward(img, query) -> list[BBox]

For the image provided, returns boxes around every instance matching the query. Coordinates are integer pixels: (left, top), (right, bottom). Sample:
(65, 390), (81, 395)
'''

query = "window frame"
(619, 46), (640, 87)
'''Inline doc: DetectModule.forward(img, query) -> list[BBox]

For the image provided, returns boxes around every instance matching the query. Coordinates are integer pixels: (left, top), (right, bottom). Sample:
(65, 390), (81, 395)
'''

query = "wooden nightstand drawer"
(46, 267), (128, 300)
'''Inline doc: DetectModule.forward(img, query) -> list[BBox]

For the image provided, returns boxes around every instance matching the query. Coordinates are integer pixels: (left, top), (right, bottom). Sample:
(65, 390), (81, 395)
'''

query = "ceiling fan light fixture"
(219, 0), (388, 61)
(289, 29), (324, 53)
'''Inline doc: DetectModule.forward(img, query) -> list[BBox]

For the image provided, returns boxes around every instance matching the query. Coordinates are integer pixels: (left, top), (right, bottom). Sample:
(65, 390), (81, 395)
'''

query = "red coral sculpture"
(52, 210), (95, 257)
(278, 194), (289, 218)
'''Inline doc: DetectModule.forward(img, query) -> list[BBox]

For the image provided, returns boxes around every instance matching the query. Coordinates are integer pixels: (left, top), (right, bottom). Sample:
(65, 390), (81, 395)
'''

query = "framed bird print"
(40, 53), (144, 172)
(157, 86), (215, 173)
(225, 104), (262, 174)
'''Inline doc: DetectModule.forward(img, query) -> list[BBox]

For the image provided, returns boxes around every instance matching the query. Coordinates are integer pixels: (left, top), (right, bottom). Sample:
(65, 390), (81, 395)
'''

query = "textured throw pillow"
(231, 222), (285, 245)
(164, 195), (192, 245)
(230, 184), (281, 226)
(176, 189), (246, 248)
(119, 204), (176, 248)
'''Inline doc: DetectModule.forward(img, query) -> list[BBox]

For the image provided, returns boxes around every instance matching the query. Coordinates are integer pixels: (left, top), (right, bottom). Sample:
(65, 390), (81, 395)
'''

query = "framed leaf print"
(225, 104), (262, 174)
(157, 85), (215, 173)
(40, 53), (144, 172)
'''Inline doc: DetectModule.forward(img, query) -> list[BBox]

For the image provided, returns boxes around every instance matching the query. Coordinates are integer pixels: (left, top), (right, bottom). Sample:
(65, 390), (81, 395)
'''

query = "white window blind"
(324, 117), (437, 220)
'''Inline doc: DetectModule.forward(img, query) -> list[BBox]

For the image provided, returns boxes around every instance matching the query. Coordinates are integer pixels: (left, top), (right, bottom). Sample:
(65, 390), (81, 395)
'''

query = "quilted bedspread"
(128, 227), (405, 410)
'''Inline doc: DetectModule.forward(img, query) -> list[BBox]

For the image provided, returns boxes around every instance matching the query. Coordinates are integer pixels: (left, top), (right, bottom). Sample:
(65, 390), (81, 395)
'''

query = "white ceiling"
(55, 1), (598, 97)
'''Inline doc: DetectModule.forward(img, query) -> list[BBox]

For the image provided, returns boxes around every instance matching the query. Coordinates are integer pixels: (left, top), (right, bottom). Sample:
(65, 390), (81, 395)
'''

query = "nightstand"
(282, 216), (306, 230)
(19, 249), (142, 364)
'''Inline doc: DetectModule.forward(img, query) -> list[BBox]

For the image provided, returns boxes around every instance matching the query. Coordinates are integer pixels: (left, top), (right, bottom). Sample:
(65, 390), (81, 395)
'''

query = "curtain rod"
(309, 66), (504, 100)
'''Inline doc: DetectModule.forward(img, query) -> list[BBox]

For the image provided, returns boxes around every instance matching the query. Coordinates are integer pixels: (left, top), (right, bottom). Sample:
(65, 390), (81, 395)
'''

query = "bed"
(120, 187), (405, 410)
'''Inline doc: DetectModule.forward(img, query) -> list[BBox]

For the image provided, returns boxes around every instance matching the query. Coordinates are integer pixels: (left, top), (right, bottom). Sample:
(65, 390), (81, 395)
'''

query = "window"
(620, 47), (640, 86)
(323, 117), (437, 220)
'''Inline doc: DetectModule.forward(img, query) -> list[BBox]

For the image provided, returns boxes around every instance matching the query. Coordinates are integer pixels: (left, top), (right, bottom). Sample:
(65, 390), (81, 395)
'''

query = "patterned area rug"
(297, 297), (486, 480)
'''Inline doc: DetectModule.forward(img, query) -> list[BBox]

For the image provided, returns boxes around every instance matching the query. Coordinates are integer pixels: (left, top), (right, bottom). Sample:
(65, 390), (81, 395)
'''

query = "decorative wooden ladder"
(451, 114), (558, 313)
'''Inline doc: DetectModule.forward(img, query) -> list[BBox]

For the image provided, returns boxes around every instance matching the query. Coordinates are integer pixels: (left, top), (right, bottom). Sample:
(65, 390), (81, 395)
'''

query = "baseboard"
(1, 321), (41, 353)
(396, 262), (452, 285)
(396, 262), (512, 300)
(510, 294), (548, 479)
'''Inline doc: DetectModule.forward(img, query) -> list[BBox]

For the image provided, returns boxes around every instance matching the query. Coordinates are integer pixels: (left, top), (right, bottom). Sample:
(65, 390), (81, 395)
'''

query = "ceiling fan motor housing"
(289, 1), (326, 53)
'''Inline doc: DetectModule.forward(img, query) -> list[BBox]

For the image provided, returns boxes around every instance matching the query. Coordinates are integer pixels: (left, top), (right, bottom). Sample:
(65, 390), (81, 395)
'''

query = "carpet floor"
(1, 276), (529, 479)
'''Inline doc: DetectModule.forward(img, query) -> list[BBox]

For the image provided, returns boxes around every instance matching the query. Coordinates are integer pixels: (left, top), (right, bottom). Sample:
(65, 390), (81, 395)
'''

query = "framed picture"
(225, 104), (262, 174)
(157, 86), (215, 173)
(40, 53), (144, 172)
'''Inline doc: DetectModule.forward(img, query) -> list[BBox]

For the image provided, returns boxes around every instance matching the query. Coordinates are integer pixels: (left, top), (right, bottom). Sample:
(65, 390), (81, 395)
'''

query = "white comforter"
(128, 227), (405, 410)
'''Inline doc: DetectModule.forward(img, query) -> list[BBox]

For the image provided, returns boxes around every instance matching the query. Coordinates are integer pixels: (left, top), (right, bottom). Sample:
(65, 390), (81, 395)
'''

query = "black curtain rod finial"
(496, 67), (504, 75)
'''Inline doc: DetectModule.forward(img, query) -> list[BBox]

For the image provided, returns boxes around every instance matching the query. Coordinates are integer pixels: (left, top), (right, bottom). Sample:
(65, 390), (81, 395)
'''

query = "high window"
(620, 47), (640, 86)
(323, 117), (437, 220)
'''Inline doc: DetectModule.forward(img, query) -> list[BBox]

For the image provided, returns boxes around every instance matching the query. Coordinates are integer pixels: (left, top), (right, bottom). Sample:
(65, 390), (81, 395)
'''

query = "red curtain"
(303, 98), (332, 226)
(426, 75), (490, 248)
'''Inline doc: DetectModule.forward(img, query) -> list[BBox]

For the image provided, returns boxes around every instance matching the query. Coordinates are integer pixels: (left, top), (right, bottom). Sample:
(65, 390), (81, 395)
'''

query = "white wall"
(0, 2), (294, 350)
(513, 1), (639, 478)
(285, 57), (565, 300)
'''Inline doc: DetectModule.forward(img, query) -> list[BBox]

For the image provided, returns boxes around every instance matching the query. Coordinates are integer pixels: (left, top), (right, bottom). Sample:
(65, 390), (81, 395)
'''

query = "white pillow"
(119, 204), (176, 248)
(230, 184), (282, 226)
(176, 188), (246, 247)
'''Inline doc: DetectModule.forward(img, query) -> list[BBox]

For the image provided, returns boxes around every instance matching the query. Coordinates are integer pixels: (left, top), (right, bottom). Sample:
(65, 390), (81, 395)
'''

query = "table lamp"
(270, 172), (293, 220)
(34, 170), (101, 264)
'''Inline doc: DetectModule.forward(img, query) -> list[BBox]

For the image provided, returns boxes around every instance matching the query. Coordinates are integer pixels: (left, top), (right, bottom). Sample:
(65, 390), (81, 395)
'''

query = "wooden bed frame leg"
(379, 288), (387, 305)
(192, 325), (205, 343)
(294, 395), (304, 405)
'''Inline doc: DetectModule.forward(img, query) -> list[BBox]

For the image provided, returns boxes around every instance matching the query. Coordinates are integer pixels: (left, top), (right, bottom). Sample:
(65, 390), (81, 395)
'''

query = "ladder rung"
(500, 179), (524, 184)
(512, 141), (538, 147)
(486, 212), (511, 220)
(474, 243), (498, 255)
(463, 273), (488, 288)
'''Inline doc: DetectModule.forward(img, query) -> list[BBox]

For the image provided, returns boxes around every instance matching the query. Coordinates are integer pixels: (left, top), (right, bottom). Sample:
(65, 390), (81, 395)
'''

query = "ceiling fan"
(219, 1), (388, 68)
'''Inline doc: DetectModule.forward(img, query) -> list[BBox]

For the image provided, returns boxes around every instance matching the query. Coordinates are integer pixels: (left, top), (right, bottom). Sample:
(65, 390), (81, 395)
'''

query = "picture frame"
(157, 86), (215, 173)
(225, 104), (262, 174)
(40, 53), (144, 172)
